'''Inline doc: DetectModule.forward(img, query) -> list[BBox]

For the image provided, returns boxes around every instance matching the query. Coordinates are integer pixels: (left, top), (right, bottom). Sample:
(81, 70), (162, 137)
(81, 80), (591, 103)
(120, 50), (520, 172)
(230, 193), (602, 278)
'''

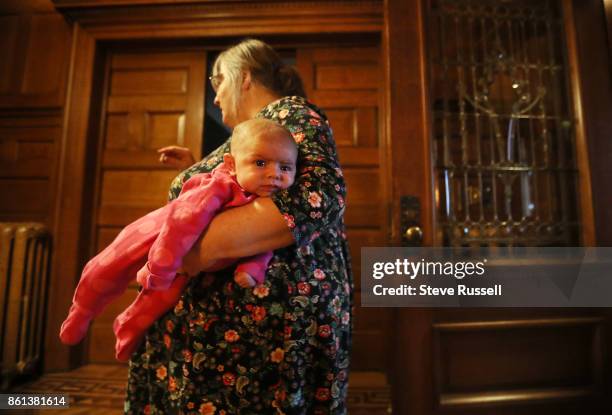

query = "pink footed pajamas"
(60, 163), (273, 361)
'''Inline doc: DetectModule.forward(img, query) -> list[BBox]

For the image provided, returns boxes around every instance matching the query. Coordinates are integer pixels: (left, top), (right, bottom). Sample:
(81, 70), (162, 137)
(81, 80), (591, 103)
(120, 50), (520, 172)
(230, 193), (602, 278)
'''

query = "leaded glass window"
(428, 0), (580, 247)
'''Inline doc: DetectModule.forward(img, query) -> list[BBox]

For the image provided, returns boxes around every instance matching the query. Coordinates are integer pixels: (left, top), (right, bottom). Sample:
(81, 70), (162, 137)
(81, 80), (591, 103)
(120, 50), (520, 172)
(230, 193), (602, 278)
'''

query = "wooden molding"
(53, 0), (254, 6)
(52, 0), (379, 8)
(45, 23), (97, 371)
(384, 0), (434, 247)
(0, 0), (55, 14)
(563, 0), (596, 246)
(52, 1), (383, 38)
(440, 387), (596, 407)
(0, 108), (62, 124)
(433, 316), (604, 331)
(606, 0), (612, 59)
(384, 2), (435, 411)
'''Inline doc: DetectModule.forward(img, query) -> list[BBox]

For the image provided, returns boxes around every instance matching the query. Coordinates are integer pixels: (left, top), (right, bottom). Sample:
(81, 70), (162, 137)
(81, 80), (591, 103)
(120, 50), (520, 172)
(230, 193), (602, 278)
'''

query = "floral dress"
(125, 96), (352, 415)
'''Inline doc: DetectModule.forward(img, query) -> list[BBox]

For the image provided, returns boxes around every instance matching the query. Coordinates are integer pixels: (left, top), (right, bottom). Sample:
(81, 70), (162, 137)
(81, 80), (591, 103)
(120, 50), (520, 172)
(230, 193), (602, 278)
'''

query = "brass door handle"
(404, 226), (423, 244)
(401, 195), (422, 246)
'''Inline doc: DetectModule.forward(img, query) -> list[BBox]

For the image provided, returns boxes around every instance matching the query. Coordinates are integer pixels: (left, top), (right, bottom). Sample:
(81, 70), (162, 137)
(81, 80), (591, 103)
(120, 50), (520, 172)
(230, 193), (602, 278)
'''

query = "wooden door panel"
(0, 118), (59, 224)
(100, 170), (174, 204)
(107, 96), (187, 111)
(89, 290), (141, 363)
(88, 50), (206, 363)
(110, 69), (188, 95)
(435, 322), (596, 395)
(386, 1), (612, 413)
(327, 107), (378, 147)
(0, 14), (71, 108)
(297, 45), (391, 374)
(0, 16), (20, 95)
(426, 310), (607, 414)
(97, 170), (174, 227)
(315, 64), (379, 89)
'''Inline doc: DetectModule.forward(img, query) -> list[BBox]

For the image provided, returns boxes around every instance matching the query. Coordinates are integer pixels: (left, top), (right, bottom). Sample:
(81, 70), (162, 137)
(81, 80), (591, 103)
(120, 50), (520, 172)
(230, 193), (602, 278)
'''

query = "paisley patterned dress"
(125, 96), (352, 415)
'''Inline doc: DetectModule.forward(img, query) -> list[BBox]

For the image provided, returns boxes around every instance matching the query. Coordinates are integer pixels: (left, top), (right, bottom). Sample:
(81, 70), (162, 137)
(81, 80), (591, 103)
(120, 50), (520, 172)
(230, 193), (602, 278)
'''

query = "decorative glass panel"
(428, 0), (580, 247)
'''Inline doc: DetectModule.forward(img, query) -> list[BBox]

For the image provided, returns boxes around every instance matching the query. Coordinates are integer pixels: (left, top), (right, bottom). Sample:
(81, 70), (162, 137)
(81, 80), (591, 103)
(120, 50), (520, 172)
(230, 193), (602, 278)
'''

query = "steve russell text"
(372, 284), (502, 296)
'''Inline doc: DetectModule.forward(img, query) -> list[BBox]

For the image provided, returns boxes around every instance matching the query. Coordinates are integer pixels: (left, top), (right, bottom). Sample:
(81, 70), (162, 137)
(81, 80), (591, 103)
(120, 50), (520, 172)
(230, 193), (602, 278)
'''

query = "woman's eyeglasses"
(208, 74), (224, 92)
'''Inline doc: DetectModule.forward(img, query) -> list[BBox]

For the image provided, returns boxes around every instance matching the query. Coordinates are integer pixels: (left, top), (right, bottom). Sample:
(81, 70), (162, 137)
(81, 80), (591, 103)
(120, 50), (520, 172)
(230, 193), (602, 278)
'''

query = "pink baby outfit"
(60, 163), (273, 361)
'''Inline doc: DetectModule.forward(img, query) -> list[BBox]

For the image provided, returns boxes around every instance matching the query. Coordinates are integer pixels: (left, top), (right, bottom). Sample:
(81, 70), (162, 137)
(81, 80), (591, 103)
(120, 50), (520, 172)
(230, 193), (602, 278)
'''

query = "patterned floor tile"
(10, 365), (391, 414)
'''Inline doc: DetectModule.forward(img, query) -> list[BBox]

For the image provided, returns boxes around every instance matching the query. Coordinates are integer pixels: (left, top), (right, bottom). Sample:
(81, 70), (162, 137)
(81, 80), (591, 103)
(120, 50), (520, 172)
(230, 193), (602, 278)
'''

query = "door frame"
(49, 0), (385, 371)
(384, 1), (436, 413)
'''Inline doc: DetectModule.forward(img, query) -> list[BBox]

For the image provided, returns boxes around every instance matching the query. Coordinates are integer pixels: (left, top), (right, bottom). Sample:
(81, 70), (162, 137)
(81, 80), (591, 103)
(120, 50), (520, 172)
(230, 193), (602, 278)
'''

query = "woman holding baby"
(125, 39), (352, 414)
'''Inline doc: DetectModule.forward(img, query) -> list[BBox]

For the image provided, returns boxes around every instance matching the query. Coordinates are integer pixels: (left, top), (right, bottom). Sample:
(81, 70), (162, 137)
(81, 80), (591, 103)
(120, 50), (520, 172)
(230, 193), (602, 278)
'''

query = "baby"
(60, 118), (297, 361)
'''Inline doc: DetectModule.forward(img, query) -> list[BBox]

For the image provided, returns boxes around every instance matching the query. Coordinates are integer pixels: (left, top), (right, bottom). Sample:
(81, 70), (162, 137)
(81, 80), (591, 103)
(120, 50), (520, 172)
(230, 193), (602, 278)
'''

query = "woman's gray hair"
(212, 39), (306, 116)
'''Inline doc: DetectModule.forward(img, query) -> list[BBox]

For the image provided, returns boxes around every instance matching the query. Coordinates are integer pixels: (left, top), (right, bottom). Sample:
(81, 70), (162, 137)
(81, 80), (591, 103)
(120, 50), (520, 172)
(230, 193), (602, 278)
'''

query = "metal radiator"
(0, 222), (52, 391)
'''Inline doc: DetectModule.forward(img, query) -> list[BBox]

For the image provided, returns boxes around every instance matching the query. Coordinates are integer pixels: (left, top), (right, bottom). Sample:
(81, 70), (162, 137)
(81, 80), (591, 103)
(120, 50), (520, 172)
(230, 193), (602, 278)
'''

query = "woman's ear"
(223, 153), (237, 175)
(241, 70), (252, 91)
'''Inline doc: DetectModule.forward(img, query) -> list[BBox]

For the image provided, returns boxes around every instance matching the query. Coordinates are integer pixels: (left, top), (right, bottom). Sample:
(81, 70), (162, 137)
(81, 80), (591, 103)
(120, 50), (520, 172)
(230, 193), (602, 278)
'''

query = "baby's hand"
(234, 271), (257, 288)
(136, 268), (147, 288)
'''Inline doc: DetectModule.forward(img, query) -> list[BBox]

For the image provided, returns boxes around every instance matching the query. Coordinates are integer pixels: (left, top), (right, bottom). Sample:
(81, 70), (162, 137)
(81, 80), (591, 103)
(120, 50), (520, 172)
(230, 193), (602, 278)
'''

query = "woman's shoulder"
(260, 96), (328, 124)
(259, 96), (331, 136)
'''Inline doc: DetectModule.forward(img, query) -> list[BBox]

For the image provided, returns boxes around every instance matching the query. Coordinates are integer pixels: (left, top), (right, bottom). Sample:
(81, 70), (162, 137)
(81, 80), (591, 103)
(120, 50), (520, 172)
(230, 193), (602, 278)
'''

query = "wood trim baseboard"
(440, 386), (597, 407)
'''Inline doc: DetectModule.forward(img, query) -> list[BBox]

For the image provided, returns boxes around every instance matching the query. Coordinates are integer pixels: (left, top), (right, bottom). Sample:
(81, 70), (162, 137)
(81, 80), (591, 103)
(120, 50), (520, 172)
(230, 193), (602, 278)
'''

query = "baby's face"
(229, 131), (297, 197)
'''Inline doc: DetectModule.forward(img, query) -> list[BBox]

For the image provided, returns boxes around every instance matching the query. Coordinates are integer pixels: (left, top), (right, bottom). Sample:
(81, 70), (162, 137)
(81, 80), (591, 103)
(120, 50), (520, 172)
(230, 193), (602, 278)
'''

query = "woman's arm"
(180, 100), (344, 276)
(181, 198), (294, 275)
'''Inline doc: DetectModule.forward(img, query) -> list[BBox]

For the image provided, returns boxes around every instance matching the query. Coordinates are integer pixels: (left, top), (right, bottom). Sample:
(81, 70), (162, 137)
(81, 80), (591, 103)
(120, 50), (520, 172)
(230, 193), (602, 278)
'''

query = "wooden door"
(88, 50), (205, 362)
(386, 1), (611, 414)
(296, 44), (394, 378)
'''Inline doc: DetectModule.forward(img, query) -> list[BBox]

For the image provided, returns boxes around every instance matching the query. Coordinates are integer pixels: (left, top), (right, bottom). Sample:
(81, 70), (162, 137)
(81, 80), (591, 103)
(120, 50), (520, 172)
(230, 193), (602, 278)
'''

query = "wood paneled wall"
(569, 0), (612, 246)
(0, 13), (71, 227)
(0, 14), (71, 109)
(0, 8), (73, 378)
(0, 110), (61, 224)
